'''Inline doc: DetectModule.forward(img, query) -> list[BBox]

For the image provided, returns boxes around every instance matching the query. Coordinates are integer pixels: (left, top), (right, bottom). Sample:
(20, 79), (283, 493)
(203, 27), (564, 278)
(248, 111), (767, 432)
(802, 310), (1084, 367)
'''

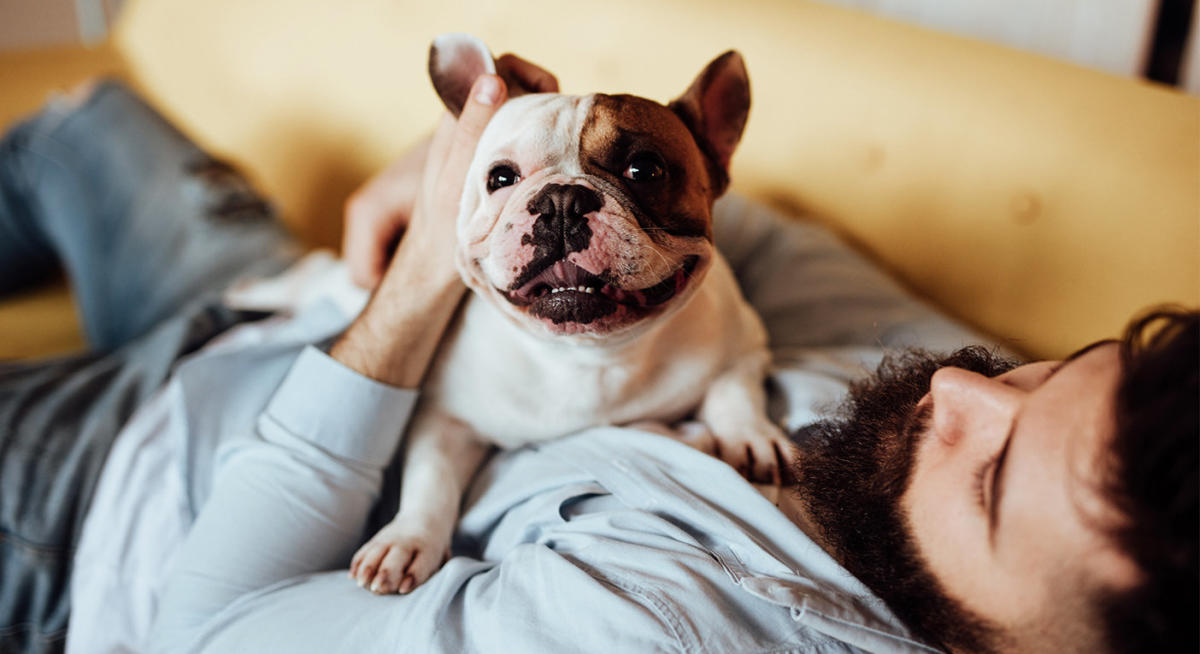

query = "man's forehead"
(1015, 343), (1130, 575)
(1056, 344), (1124, 518)
(1056, 342), (1120, 446)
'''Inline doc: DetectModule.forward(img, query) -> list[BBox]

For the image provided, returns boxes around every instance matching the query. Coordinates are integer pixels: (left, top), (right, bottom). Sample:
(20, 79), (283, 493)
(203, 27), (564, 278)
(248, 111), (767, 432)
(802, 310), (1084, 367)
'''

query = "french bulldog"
(351, 34), (791, 595)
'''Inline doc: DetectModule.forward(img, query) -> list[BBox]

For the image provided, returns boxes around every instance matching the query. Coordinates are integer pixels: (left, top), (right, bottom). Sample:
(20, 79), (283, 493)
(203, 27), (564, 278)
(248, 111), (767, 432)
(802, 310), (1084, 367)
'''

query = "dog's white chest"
(425, 254), (763, 448)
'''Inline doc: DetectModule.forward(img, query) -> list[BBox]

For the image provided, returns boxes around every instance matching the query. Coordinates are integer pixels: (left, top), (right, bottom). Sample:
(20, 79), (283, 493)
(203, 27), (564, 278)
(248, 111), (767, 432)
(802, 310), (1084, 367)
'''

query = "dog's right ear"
(668, 51), (750, 197)
(429, 33), (498, 117)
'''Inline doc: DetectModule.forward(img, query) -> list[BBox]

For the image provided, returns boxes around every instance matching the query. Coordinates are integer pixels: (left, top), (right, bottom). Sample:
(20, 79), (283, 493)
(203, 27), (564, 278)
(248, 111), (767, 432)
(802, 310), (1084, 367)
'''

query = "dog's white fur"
(353, 35), (785, 595)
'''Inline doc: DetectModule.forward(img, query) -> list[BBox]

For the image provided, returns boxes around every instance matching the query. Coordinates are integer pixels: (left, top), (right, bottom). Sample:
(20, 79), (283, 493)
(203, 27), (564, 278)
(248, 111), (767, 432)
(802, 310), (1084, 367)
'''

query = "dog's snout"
(527, 184), (602, 224)
(523, 184), (601, 259)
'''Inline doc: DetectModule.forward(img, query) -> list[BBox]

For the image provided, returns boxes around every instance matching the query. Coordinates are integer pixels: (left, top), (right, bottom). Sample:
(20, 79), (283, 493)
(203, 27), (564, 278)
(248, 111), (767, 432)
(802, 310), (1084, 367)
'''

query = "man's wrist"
(331, 255), (465, 388)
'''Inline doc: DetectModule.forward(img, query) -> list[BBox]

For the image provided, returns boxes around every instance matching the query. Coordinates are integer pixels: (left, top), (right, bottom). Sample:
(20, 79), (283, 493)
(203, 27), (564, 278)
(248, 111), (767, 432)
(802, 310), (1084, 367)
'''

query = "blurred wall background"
(823, 0), (1198, 90)
(2, 0), (1195, 92)
(0, 0), (124, 49)
(0, 0), (1196, 361)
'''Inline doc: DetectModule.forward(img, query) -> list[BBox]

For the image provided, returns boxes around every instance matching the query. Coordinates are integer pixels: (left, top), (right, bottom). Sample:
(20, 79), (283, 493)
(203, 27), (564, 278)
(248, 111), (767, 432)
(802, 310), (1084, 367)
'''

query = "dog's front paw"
(702, 415), (794, 486)
(349, 515), (451, 594)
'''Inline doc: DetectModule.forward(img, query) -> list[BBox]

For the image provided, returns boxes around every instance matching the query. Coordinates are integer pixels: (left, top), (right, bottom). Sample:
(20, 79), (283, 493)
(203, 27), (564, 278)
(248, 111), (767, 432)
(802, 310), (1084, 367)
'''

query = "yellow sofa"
(1, 0), (1196, 360)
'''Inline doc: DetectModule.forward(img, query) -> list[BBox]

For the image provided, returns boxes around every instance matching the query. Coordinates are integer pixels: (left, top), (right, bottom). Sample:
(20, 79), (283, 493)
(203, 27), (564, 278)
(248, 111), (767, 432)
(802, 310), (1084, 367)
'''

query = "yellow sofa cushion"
(1, 0), (1196, 359)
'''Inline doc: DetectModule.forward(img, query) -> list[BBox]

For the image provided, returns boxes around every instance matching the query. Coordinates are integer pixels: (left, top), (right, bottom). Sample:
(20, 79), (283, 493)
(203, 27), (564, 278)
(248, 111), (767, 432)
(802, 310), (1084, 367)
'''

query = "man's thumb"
(446, 75), (506, 168)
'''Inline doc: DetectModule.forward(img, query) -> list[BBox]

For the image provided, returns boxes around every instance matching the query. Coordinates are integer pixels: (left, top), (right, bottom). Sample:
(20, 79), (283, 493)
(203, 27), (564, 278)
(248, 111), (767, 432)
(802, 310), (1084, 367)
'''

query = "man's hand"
(342, 139), (429, 290)
(330, 74), (507, 388)
(342, 54), (559, 290)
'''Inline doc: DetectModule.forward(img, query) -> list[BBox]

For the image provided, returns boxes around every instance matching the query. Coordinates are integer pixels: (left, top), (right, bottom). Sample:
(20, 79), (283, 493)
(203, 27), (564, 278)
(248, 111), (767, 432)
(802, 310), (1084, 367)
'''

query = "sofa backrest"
(113, 0), (1199, 358)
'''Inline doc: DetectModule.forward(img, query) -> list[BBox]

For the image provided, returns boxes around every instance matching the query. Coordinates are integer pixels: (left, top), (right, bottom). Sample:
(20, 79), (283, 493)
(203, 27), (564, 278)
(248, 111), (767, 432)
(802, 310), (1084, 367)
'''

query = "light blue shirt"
(134, 196), (988, 653)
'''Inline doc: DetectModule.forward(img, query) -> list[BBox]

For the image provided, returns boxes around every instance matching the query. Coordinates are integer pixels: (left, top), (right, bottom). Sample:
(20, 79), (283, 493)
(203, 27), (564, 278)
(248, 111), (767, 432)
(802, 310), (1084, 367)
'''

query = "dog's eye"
(487, 164), (520, 193)
(624, 152), (666, 183)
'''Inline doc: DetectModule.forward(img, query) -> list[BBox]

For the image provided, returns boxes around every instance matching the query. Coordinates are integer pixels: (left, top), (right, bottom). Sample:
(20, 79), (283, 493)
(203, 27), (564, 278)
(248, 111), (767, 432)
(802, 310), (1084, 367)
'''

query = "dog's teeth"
(547, 285), (595, 294)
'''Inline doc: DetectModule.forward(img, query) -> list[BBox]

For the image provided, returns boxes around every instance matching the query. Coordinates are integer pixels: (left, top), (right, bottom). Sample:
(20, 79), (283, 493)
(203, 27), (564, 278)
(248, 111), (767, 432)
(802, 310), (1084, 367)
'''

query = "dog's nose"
(526, 183), (602, 255)
(527, 184), (602, 225)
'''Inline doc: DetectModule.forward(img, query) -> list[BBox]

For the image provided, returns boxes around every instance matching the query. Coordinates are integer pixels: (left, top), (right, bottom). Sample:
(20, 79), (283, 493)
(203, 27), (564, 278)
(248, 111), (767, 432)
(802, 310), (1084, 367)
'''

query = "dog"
(350, 34), (790, 595)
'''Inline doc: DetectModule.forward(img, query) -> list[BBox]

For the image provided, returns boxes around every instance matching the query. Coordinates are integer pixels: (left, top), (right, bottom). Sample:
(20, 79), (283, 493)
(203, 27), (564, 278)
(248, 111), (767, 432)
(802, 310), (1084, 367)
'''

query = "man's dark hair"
(1098, 307), (1199, 653)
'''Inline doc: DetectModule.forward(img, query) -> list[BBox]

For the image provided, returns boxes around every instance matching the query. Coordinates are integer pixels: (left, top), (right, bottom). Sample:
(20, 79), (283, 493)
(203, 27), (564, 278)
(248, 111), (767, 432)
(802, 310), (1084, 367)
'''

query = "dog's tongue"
(516, 260), (598, 296)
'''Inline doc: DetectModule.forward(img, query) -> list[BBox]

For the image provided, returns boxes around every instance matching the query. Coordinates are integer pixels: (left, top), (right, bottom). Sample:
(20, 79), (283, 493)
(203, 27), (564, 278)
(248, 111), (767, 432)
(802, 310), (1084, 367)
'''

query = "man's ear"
(429, 33), (498, 117)
(668, 51), (751, 196)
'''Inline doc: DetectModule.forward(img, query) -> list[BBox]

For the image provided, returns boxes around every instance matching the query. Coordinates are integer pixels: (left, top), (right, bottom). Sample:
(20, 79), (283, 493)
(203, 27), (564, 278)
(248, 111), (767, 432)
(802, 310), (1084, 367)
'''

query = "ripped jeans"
(0, 81), (297, 653)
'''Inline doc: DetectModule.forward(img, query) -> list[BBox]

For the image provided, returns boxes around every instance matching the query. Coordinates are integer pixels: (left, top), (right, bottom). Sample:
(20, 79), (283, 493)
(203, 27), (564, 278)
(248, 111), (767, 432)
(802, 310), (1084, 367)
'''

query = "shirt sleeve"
(149, 345), (418, 653)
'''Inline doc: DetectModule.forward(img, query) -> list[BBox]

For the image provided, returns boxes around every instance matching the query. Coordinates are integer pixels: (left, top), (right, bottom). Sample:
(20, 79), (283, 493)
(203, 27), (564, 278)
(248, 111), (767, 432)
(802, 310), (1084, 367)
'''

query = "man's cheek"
(905, 435), (976, 536)
(902, 456), (1000, 615)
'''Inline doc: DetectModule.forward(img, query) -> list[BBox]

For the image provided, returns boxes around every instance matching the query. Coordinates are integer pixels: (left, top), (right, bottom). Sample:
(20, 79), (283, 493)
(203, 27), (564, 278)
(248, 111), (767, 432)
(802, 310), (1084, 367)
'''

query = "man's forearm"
(148, 346), (420, 653)
(331, 245), (465, 388)
(332, 74), (505, 388)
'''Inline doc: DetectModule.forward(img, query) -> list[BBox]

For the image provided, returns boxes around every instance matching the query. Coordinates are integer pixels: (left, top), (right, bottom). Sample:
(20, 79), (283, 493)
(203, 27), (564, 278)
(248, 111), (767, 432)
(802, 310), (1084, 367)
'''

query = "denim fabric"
(0, 81), (296, 654)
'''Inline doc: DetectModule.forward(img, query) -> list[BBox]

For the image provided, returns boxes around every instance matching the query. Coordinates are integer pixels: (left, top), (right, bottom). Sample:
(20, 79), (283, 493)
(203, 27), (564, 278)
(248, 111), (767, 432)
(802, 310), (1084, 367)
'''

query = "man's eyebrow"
(1034, 338), (1117, 390)
(1060, 338), (1118, 367)
(988, 421), (1014, 548)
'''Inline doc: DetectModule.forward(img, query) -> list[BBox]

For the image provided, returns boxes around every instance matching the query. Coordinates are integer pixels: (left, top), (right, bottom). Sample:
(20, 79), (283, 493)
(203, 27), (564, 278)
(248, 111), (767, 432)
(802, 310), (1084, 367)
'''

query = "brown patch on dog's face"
(457, 93), (718, 341)
(579, 94), (716, 242)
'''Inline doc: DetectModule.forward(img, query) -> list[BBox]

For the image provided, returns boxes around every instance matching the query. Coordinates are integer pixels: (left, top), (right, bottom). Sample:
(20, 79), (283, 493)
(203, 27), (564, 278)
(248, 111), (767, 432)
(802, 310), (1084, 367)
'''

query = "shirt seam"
(584, 566), (699, 653)
(806, 607), (939, 652)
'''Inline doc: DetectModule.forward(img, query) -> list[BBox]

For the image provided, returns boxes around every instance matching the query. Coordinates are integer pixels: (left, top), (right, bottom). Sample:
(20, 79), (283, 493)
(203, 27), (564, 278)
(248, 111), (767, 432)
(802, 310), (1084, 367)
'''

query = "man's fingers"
(421, 113), (458, 202)
(344, 194), (399, 289)
(437, 74), (507, 187)
(496, 53), (559, 93)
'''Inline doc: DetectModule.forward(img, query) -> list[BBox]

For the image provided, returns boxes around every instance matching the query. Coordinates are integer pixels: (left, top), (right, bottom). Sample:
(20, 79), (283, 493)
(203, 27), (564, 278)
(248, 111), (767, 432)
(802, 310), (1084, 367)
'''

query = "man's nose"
(928, 368), (1025, 449)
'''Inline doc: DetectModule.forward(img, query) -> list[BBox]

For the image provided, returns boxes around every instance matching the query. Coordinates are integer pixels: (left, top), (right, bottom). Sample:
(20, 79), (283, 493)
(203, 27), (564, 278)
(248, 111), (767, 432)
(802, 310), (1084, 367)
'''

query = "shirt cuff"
(262, 345), (418, 464)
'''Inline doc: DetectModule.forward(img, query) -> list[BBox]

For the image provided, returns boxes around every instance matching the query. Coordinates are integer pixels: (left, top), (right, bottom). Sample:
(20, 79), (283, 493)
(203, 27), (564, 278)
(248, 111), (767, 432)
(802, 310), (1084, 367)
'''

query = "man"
(0, 69), (1194, 654)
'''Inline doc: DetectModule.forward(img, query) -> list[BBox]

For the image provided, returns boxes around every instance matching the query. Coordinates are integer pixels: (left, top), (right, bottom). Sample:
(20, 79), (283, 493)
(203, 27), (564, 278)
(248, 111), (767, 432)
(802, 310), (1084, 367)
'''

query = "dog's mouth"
(500, 256), (699, 325)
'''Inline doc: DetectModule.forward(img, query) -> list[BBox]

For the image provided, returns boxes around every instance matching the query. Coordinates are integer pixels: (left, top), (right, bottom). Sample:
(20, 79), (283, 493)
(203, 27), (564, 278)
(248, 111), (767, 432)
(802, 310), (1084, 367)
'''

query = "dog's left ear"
(429, 34), (559, 117)
(429, 33), (498, 117)
(669, 51), (750, 195)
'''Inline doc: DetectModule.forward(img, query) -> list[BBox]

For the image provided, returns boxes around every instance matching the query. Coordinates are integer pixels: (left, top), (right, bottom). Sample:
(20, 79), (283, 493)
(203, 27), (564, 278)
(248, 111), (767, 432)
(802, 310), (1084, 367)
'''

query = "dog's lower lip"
(501, 256), (698, 312)
(528, 289), (618, 324)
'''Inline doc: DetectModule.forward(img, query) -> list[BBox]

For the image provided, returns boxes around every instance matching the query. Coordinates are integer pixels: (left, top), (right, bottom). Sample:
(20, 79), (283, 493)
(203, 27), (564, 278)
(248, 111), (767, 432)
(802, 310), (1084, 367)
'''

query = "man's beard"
(789, 346), (1019, 653)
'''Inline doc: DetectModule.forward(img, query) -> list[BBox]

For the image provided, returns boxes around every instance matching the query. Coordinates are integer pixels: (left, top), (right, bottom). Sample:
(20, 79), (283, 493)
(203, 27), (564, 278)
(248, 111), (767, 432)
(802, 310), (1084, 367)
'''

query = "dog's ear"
(496, 53), (560, 96)
(429, 33), (498, 117)
(668, 51), (750, 195)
